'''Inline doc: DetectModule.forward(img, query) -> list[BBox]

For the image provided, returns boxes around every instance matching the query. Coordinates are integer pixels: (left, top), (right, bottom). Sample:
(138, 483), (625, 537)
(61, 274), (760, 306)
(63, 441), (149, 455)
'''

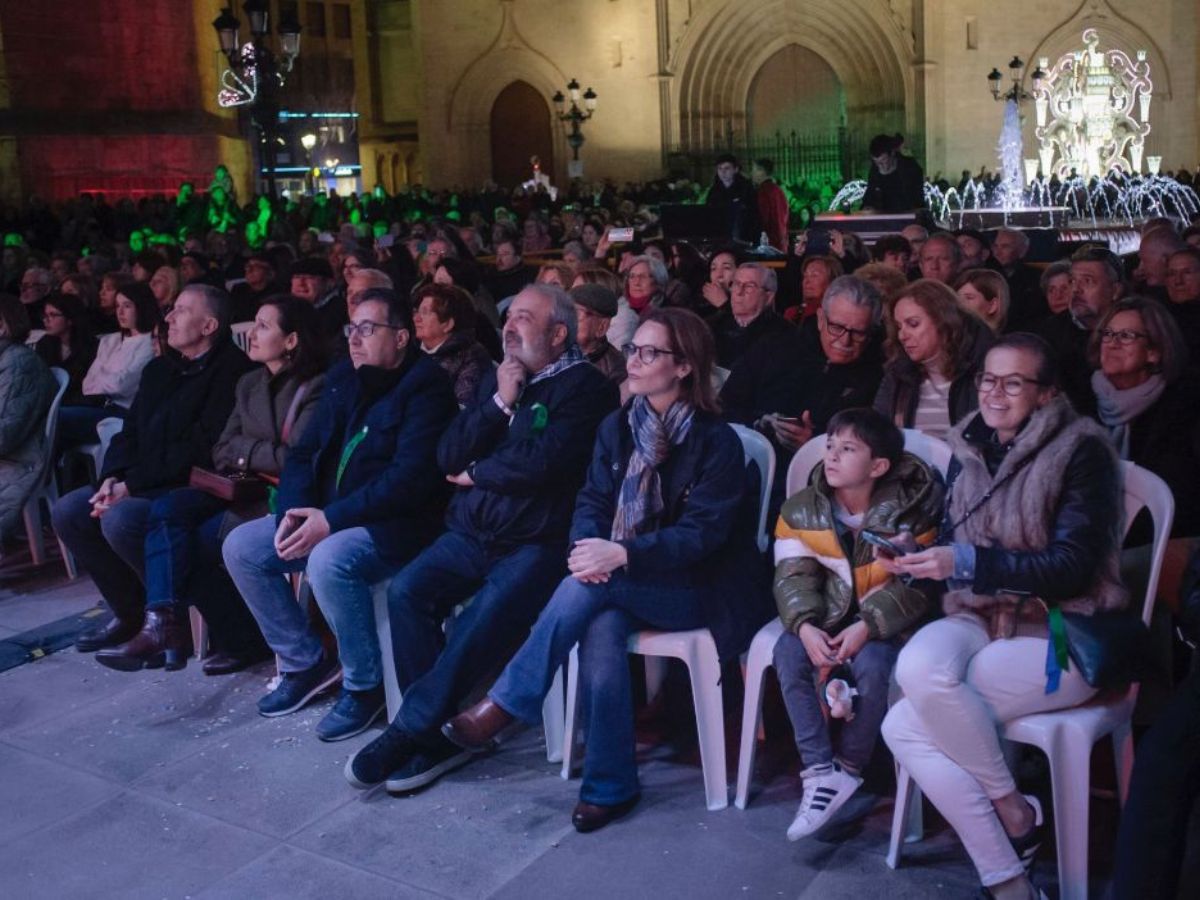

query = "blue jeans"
(489, 572), (706, 806)
(222, 515), (403, 691)
(51, 485), (158, 621)
(385, 530), (566, 739)
(773, 630), (899, 773)
(57, 404), (125, 448)
(142, 487), (266, 654)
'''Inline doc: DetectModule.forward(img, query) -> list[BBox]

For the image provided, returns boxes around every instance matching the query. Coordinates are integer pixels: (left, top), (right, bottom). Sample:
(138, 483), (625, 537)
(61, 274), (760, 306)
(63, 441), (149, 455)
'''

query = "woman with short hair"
(412, 283), (493, 406)
(34, 292), (97, 405)
(955, 268), (1010, 334)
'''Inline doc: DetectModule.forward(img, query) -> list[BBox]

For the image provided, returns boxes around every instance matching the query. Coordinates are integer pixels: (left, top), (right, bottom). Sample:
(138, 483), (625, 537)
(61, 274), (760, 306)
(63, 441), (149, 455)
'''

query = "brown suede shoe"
(441, 698), (515, 751)
(95, 609), (191, 672)
(571, 795), (640, 833)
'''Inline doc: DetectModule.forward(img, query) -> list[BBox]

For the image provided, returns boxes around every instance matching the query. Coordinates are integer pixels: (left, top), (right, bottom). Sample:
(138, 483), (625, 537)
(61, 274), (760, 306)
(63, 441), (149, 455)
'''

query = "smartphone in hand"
(861, 530), (908, 559)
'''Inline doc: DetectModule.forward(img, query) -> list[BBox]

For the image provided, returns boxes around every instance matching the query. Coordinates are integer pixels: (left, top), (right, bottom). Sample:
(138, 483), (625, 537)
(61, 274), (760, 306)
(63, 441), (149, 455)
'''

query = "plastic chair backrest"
(785, 428), (952, 497)
(730, 423), (776, 555)
(231, 321), (254, 353)
(1119, 462), (1175, 626)
(95, 417), (125, 473)
(40, 367), (70, 487)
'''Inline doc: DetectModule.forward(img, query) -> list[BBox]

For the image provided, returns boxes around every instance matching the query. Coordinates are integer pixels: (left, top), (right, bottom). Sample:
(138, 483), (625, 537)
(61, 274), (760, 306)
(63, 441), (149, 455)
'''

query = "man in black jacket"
(222, 293), (459, 741)
(345, 283), (619, 794)
(721, 275), (884, 516)
(712, 262), (792, 369)
(705, 154), (760, 244)
(53, 284), (255, 661)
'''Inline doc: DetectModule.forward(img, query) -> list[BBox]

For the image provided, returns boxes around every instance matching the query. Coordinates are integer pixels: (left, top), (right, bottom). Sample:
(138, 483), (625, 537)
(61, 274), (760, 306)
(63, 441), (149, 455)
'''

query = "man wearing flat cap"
(569, 283), (625, 386)
(291, 256), (347, 356)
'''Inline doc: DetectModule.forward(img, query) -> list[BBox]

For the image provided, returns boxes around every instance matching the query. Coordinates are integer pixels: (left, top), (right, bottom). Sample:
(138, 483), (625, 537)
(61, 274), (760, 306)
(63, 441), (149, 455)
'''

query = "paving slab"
(3, 661), (276, 783)
(0, 791), (275, 900)
(0, 742), (123, 846)
(0, 588), (101, 633)
(0, 650), (147, 736)
(291, 755), (577, 899)
(195, 844), (444, 900)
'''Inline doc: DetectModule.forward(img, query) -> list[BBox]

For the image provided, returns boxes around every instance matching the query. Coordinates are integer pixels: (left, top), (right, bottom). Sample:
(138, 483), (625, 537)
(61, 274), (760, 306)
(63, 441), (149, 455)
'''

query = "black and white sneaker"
(1010, 794), (1046, 875)
(385, 735), (473, 794)
(786, 763), (863, 840)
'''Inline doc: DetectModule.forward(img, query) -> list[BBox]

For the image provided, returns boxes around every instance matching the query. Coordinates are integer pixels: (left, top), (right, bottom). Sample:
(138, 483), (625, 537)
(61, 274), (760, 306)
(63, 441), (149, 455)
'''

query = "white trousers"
(882, 613), (1096, 886)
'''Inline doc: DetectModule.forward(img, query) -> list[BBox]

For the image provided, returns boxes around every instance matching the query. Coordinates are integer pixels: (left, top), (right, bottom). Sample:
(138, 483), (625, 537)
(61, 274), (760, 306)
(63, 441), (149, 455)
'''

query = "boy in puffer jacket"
(772, 407), (943, 840)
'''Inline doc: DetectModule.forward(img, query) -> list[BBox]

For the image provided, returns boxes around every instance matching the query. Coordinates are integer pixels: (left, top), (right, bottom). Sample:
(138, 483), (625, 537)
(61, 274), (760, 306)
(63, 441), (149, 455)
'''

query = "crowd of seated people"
(5, 174), (1200, 900)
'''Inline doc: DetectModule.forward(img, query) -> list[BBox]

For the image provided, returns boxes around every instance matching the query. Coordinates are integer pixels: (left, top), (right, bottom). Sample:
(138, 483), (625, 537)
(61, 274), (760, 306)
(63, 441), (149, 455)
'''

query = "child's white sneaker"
(786, 764), (864, 841)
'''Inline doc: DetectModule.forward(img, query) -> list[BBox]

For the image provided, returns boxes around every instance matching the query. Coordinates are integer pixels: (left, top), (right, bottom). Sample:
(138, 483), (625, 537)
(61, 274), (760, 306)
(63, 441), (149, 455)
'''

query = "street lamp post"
(300, 132), (317, 195)
(552, 79), (598, 172)
(986, 55), (1046, 104)
(212, 2), (302, 198)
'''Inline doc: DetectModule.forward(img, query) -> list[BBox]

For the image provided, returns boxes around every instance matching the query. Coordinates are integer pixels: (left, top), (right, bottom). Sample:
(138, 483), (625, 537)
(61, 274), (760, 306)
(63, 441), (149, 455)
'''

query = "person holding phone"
(772, 408), (942, 839)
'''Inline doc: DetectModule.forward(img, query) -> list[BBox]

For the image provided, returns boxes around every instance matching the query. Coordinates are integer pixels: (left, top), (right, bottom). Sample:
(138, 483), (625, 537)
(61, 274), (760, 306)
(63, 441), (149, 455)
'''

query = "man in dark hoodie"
(705, 154), (760, 245)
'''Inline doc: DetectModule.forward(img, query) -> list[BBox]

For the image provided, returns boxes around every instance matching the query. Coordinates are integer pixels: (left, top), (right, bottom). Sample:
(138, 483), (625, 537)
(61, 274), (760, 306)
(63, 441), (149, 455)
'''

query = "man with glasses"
(722, 275), (884, 513)
(344, 283), (618, 794)
(713, 262), (790, 369)
(222, 293), (459, 740)
(1036, 244), (1125, 417)
(19, 266), (52, 323)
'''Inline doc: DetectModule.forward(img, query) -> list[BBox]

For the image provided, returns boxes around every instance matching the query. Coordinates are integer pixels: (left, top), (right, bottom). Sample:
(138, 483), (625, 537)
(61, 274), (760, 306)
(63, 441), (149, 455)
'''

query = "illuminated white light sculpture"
(218, 43), (258, 108)
(1032, 29), (1153, 178)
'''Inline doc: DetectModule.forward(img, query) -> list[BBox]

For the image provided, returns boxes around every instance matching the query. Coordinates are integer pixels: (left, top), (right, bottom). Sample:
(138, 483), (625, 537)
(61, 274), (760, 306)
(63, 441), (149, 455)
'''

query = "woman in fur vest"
(879, 333), (1127, 900)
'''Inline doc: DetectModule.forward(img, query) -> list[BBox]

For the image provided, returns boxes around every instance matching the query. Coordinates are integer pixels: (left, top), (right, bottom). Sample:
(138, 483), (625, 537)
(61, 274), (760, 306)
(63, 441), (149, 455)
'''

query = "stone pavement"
(0, 563), (1137, 899)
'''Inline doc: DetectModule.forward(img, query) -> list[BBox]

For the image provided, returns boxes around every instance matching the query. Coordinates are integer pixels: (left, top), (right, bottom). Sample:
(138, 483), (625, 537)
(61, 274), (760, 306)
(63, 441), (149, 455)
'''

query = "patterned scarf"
(529, 343), (587, 387)
(611, 395), (695, 540)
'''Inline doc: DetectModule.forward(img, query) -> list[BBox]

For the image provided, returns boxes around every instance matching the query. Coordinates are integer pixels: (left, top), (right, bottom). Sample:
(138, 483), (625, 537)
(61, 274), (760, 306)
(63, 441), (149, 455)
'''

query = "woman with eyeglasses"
(879, 333), (1127, 900)
(411, 283), (493, 407)
(34, 292), (97, 406)
(441, 308), (764, 833)
(874, 278), (993, 439)
(1090, 296), (1199, 537)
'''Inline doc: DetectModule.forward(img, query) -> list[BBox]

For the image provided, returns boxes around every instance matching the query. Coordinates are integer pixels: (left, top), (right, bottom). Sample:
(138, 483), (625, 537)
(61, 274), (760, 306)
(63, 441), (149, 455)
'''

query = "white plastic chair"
(561, 424), (776, 811)
(885, 462), (1174, 900)
(231, 321), (254, 354)
(74, 416), (125, 485)
(370, 580), (565, 762)
(20, 368), (76, 578)
(25, 329), (44, 347)
(734, 429), (952, 809)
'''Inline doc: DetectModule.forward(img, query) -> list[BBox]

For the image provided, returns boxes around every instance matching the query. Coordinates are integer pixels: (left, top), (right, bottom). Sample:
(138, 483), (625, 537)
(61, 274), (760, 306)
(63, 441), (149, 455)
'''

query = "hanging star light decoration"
(218, 43), (258, 108)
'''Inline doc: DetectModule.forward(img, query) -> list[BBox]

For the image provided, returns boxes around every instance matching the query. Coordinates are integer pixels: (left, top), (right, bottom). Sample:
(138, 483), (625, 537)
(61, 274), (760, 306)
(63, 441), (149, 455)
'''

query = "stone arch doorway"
(489, 81), (554, 188)
(748, 45), (845, 141)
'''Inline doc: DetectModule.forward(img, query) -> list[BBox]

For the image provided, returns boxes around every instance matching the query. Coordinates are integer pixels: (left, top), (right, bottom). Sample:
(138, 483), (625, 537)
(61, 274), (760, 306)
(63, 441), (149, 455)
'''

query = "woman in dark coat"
(412, 283), (493, 407)
(442, 308), (766, 833)
(874, 278), (993, 439)
(34, 292), (96, 405)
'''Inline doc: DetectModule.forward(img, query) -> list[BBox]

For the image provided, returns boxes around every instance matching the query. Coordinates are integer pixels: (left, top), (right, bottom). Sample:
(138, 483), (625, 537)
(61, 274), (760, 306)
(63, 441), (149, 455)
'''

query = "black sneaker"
(345, 725), (420, 789)
(316, 686), (387, 742)
(257, 655), (341, 718)
(385, 734), (472, 794)
(1010, 794), (1046, 876)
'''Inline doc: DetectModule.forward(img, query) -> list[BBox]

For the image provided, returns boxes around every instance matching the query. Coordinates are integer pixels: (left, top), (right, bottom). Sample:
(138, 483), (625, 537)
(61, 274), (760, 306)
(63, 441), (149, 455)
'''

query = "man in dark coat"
(706, 154), (761, 245)
(222, 292), (459, 741)
(344, 283), (619, 794)
(53, 284), (255, 661)
(990, 228), (1048, 332)
(711, 262), (793, 370)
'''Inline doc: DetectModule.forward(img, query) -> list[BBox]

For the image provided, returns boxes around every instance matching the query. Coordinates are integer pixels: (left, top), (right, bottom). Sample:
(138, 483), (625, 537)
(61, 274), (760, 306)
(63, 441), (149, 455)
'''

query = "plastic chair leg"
(1111, 719), (1135, 807)
(372, 581), (402, 722)
(684, 637), (729, 811)
(644, 655), (668, 704)
(1047, 732), (1093, 900)
(189, 607), (208, 659)
(22, 498), (46, 566)
(733, 641), (770, 809)
(561, 643), (581, 779)
(887, 764), (923, 869)
(542, 666), (565, 763)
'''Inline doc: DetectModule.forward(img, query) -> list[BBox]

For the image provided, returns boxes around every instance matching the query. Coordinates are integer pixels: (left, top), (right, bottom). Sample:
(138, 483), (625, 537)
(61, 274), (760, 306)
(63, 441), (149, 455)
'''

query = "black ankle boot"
(95, 609), (191, 672)
(76, 615), (143, 652)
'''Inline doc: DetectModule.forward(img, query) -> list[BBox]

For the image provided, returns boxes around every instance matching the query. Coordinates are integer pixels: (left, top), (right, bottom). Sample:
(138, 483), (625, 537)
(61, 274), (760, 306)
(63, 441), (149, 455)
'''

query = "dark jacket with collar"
(438, 357), (619, 552)
(873, 314), (993, 431)
(211, 368), (325, 475)
(1034, 311), (1096, 418)
(276, 354), (457, 560)
(1123, 373), (1200, 539)
(102, 337), (255, 494)
(570, 406), (771, 660)
(427, 332), (493, 407)
(712, 308), (793, 371)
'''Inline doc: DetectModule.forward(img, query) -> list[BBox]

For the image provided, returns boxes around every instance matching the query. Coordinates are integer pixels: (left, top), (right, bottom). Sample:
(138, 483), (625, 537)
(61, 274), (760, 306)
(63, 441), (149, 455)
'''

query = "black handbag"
(1060, 609), (1154, 689)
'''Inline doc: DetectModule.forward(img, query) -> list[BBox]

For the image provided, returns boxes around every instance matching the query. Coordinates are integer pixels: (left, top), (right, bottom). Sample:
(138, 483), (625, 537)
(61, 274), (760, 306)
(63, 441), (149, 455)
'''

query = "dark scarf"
(611, 395), (694, 540)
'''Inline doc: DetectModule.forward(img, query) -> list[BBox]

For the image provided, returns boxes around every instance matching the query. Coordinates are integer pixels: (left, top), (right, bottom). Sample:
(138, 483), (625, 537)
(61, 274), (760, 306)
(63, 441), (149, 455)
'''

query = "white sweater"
(81, 332), (154, 408)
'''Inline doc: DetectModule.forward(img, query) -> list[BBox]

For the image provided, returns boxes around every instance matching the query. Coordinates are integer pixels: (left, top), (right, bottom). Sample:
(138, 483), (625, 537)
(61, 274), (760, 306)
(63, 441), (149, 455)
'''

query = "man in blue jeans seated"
(772, 408), (942, 839)
(345, 283), (619, 793)
(222, 292), (458, 741)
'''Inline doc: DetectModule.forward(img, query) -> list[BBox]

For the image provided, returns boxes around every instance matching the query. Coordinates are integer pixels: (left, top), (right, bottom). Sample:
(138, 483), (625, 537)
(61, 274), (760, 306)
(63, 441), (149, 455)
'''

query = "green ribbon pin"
(530, 402), (549, 435)
(336, 426), (369, 489)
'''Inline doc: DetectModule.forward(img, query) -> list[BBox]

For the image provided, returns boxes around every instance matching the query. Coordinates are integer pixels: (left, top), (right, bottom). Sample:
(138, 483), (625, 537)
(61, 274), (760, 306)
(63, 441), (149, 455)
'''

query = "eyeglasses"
(626, 272), (653, 282)
(974, 372), (1047, 396)
(42, 311), (65, 320)
(1099, 328), (1149, 346)
(822, 319), (871, 343)
(731, 279), (764, 294)
(343, 321), (401, 339)
(621, 343), (679, 365)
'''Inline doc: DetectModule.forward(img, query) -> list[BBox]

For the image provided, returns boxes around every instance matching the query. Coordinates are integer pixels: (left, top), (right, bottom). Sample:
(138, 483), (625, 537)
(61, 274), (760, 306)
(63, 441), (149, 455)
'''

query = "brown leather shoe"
(441, 698), (515, 751)
(95, 609), (191, 672)
(75, 616), (142, 652)
(571, 795), (640, 833)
